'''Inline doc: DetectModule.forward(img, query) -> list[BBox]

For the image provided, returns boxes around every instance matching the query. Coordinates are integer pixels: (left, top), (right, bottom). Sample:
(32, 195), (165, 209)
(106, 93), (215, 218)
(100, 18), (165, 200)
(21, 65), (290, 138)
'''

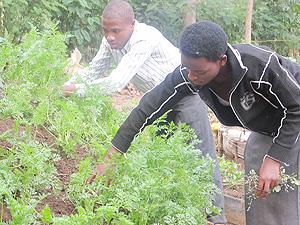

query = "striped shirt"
(70, 21), (181, 94)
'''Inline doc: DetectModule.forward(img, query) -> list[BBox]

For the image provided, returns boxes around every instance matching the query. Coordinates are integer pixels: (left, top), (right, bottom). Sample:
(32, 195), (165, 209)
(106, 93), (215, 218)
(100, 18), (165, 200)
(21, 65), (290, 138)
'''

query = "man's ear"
(220, 55), (228, 66)
(131, 19), (135, 28)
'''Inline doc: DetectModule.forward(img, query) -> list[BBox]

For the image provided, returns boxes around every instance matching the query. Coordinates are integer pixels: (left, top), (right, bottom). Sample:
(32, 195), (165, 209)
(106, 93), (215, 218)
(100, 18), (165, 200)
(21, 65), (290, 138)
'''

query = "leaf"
(74, 30), (84, 45)
(78, 0), (89, 8)
(41, 205), (52, 224)
(293, 179), (300, 186)
(81, 29), (91, 42)
(62, 0), (73, 5)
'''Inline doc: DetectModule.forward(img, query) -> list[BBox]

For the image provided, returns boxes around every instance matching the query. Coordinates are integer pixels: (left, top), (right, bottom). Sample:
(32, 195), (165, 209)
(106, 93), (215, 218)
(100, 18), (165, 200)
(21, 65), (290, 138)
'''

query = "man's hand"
(85, 147), (122, 184)
(63, 83), (76, 97)
(256, 156), (281, 198)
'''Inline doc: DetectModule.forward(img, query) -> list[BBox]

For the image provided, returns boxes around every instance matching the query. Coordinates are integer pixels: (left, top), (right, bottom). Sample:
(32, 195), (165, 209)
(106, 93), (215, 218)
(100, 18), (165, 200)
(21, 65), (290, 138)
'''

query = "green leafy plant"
(197, 0), (247, 44)
(57, 0), (108, 60)
(41, 205), (52, 224)
(1, 0), (63, 42)
(5, 196), (39, 225)
(0, 28), (122, 155)
(0, 129), (60, 224)
(0, 133), (60, 199)
(129, 0), (186, 46)
(67, 124), (219, 225)
(197, 0), (300, 55)
(252, 0), (300, 55)
(219, 156), (244, 189)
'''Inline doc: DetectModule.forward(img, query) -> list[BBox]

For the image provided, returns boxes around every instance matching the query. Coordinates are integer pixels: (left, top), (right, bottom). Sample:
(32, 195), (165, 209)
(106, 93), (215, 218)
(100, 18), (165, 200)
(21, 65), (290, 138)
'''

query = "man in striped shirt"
(63, 3), (180, 95)
(66, 0), (226, 224)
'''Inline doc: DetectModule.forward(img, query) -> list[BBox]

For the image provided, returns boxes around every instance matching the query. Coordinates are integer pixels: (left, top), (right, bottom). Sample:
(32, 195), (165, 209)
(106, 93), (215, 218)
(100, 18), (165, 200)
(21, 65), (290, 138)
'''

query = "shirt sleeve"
(263, 54), (300, 162)
(66, 37), (113, 86)
(111, 66), (198, 153)
(86, 39), (159, 93)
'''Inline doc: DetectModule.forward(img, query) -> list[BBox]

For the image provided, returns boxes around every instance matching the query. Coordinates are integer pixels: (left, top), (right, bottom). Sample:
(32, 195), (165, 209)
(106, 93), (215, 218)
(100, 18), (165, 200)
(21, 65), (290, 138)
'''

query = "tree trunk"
(183, 0), (200, 27)
(245, 0), (254, 43)
(0, 0), (3, 36)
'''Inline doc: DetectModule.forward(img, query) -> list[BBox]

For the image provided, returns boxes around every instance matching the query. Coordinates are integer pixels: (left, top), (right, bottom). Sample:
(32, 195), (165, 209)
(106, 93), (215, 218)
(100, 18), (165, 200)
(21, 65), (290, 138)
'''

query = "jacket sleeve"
(111, 65), (197, 153)
(263, 54), (300, 161)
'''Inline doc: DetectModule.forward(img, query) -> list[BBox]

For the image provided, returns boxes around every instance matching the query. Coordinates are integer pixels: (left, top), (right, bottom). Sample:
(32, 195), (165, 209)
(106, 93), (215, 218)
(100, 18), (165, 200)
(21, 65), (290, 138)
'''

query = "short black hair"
(179, 21), (228, 61)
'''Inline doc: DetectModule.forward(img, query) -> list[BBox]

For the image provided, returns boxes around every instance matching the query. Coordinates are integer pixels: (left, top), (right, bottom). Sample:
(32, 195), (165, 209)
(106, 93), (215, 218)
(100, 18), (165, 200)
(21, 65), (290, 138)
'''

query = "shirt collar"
(226, 43), (248, 87)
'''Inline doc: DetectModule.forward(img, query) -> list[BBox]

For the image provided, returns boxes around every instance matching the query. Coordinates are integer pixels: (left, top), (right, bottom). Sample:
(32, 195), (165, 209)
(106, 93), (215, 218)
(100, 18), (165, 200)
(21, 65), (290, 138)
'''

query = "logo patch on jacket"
(240, 92), (256, 111)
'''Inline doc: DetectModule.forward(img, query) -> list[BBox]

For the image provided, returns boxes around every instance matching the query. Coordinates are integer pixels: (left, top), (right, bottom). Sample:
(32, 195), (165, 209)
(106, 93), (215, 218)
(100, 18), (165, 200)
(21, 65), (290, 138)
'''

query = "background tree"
(0, 0), (3, 37)
(183, 0), (200, 27)
(251, 0), (300, 56)
(129, 0), (186, 46)
(245, 0), (254, 43)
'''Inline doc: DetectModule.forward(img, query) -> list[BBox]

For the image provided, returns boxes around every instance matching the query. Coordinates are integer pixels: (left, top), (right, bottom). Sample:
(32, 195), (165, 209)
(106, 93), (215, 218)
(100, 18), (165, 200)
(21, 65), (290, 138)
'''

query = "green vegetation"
(1, 0), (299, 60)
(197, 0), (300, 55)
(63, 125), (218, 225)
(218, 156), (244, 189)
(0, 29), (218, 225)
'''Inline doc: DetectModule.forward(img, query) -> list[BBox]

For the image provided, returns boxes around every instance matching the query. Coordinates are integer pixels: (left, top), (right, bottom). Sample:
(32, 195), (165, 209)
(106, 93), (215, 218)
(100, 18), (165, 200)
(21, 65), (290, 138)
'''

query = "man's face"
(102, 16), (134, 49)
(181, 54), (225, 87)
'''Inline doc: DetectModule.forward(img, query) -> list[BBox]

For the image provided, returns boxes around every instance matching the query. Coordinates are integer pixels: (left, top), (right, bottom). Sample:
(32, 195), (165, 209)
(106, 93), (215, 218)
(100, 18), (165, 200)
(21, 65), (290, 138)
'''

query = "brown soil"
(112, 83), (143, 112)
(224, 185), (244, 199)
(35, 145), (88, 217)
(0, 202), (11, 223)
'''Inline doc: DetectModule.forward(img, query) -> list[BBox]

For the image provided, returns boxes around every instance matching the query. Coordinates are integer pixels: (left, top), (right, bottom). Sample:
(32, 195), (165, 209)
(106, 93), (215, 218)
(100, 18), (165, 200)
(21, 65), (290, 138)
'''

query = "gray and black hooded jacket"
(111, 44), (300, 162)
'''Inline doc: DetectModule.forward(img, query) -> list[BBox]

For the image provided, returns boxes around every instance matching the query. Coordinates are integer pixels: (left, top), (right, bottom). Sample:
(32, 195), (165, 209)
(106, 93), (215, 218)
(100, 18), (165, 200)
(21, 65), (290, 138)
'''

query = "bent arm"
(264, 54), (300, 162)
(87, 39), (160, 93)
(111, 66), (197, 152)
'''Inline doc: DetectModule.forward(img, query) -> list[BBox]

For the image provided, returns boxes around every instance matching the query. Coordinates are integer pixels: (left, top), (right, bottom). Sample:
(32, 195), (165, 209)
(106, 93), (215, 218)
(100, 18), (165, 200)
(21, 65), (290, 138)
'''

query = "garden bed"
(0, 86), (245, 225)
(224, 193), (245, 225)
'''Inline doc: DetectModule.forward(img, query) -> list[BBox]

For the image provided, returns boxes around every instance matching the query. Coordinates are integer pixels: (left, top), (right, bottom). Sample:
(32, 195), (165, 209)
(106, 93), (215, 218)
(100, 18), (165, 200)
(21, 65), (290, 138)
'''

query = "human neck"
(208, 64), (232, 101)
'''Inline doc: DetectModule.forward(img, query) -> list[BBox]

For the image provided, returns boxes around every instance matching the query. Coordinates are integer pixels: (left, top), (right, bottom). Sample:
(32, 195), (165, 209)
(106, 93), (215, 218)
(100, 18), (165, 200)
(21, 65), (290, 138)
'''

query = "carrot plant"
(0, 27), (67, 123)
(245, 168), (300, 211)
(66, 124), (219, 225)
(0, 132), (59, 198)
(47, 88), (123, 154)
(0, 130), (60, 224)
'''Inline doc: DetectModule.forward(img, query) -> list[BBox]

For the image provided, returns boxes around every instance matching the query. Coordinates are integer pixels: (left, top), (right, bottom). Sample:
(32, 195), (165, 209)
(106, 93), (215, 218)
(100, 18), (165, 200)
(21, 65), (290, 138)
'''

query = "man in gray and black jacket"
(89, 20), (300, 225)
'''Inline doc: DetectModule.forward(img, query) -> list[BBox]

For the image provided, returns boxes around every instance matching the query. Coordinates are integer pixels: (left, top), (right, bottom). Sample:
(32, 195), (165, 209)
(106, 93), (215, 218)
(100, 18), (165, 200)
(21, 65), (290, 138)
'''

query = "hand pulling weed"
(245, 167), (300, 211)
